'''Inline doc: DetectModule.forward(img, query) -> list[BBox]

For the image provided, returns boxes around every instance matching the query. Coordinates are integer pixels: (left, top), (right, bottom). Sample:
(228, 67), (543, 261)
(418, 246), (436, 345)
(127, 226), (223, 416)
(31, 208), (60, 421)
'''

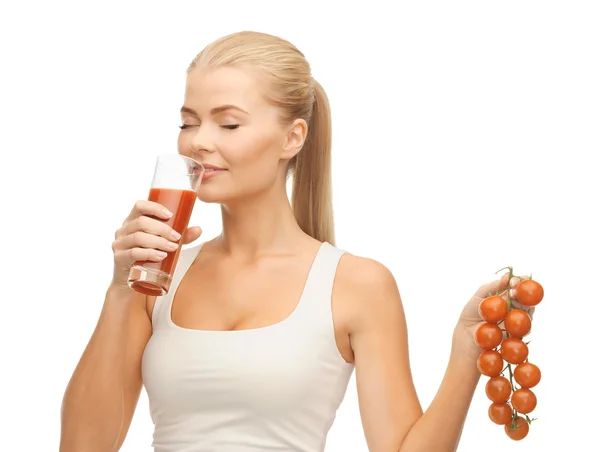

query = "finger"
(182, 226), (202, 245)
(510, 274), (529, 288)
(115, 247), (168, 264)
(117, 231), (180, 254)
(124, 200), (173, 224)
(118, 216), (182, 241)
(508, 274), (531, 299)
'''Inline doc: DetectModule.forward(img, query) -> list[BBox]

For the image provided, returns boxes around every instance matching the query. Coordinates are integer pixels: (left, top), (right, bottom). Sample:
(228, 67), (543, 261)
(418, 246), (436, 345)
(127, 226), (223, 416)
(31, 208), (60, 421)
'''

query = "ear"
(281, 118), (308, 160)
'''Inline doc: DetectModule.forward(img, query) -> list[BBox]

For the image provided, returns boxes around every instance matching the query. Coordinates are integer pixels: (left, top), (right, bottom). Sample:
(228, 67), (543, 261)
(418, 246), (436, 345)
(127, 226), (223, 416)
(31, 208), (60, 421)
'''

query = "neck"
(216, 183), (307, 257)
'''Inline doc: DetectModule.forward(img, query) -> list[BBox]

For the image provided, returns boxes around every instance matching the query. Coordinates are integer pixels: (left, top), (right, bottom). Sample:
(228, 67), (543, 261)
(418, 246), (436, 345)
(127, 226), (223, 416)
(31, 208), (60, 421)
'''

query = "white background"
(1, 1), (598, 450)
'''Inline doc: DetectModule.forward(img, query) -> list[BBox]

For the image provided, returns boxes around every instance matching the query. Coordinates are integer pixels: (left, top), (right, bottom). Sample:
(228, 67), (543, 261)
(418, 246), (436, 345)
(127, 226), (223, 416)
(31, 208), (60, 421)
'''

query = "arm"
(395, 344), (480, 451)
(342, 257), (478, 452)
(59, 285), (153, 452)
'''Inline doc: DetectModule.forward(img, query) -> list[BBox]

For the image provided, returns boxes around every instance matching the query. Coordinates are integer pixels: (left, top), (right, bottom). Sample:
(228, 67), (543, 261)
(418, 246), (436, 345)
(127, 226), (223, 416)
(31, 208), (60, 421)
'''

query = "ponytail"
(291, 80), (335, 245)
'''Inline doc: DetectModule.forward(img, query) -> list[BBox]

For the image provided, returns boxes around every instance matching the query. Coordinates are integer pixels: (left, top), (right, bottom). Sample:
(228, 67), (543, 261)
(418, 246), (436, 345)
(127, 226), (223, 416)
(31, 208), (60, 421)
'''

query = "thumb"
(182, 226), (202, 245)
(475, 272), (510, 300)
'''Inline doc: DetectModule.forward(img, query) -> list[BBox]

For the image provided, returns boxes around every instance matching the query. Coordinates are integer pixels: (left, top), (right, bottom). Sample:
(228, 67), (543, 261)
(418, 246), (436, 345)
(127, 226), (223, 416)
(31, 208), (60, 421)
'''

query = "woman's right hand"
(110, 200), (202, 290)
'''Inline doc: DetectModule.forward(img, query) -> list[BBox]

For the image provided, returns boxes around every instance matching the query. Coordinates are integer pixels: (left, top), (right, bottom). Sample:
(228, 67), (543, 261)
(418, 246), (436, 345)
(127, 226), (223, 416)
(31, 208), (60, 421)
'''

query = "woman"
(59, 31), (529, 452)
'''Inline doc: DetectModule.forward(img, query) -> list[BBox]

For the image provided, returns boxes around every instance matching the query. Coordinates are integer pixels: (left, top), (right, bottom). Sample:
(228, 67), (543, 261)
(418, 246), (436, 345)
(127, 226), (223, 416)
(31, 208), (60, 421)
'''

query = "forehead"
(184, 66), (266, 111)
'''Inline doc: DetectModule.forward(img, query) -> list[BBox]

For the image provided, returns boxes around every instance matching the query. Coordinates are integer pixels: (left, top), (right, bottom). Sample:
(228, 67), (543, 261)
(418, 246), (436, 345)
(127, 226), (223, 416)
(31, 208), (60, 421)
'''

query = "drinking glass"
(127, 154), (204, 296)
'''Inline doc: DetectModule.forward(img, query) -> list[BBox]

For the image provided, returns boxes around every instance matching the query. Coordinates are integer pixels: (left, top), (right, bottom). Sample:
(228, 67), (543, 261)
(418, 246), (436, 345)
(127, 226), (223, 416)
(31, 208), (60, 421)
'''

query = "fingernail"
(163, 209), (173, 217)
(171, 230), (181, 240)
(156, 251), (168, 258)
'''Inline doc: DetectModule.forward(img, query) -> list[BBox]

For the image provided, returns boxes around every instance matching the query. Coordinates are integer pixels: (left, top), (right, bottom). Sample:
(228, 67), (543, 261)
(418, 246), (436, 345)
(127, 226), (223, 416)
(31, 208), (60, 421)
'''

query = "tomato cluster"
(476, 269), (543, 441)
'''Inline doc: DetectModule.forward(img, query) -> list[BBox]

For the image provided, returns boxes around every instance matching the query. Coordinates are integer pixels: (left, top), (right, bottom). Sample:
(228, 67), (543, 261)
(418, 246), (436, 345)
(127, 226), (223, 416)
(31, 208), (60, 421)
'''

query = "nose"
(189, 127), (216, 156)
(180, 127), (215, 161)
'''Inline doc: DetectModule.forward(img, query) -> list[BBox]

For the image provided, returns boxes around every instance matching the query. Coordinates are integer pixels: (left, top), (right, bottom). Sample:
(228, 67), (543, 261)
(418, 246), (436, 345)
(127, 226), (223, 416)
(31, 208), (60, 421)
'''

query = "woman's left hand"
(453, 271), (536, 360)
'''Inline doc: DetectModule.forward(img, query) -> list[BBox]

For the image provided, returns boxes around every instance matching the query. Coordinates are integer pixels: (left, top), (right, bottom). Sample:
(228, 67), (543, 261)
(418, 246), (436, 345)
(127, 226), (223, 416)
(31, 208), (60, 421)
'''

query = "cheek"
(177, 133), (192, 157)
(224, 129), (281, 170)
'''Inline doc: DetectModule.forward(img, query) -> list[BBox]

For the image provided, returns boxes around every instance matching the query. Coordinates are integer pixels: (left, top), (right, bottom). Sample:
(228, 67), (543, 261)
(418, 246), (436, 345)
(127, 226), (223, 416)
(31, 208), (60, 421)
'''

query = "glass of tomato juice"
(127, 154), (204, 296)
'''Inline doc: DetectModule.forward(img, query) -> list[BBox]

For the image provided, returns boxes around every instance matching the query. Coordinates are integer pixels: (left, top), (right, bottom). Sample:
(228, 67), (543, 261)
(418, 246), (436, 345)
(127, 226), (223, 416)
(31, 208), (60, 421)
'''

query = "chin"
(197, 176), (276, 205)
(196, 185), (236, 205)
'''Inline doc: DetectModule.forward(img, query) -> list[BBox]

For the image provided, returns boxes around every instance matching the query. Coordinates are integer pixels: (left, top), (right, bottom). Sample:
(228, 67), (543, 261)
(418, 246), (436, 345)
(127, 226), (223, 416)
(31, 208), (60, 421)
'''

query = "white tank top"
(141, 241), (355, 452)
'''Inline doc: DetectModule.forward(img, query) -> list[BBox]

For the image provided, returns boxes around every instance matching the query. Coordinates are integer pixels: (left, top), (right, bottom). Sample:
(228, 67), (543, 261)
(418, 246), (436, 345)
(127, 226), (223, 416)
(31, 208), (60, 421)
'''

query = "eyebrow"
(180, 105), (249, 116)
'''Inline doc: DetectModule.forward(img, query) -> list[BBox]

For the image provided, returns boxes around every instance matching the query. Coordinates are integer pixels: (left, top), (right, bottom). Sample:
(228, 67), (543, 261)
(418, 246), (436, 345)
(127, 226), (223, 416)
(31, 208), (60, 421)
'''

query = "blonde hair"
(187, 31), (335, 245)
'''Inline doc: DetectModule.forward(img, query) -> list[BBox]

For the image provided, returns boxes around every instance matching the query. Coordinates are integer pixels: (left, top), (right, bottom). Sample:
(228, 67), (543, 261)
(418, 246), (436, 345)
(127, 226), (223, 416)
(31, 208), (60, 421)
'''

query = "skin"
(59, 65), (534, 452)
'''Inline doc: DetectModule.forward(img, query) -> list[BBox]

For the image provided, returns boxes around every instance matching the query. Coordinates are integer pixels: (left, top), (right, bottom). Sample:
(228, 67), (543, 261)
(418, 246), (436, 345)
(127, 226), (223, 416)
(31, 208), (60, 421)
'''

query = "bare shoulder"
(333, 252), (404, 342)
(143, 243), (203, 321)
(336, 252), (398, 290)
(333, 253), (420, 450)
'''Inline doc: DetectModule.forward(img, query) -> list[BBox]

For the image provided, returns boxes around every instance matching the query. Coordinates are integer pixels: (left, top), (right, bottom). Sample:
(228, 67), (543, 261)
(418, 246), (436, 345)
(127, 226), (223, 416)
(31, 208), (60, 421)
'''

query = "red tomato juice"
(130, 187), (197, 295)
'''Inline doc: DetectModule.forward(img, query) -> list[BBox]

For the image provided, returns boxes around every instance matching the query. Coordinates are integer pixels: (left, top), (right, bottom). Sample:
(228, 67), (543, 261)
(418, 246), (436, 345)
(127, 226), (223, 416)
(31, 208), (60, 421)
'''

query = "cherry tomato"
(485, 376), (512, 403)
(488, 402), (513, 425)
(500, 337), (529, 365)
(511, 388), (537, 414)
(505, 416), (529, 440)
(479, 295), (508, 323)
(514, 362), (541, 389)
(477, 350), (504, 377)
(515, 279), (544, 306)
(504, 309), (532, 338)
(474, 323), (503, 350)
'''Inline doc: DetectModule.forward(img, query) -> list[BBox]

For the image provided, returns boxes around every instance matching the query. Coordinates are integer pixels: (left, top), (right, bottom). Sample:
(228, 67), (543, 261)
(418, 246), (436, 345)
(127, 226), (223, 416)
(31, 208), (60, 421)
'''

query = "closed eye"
(179, 124), (198, 130)
(179, 124), (239, 130)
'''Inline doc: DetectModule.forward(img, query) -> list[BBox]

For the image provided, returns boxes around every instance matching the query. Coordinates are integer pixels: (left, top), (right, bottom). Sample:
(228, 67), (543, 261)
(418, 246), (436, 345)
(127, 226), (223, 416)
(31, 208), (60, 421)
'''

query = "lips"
(200, 163), (226, 180)
(201, 163), (226, 171)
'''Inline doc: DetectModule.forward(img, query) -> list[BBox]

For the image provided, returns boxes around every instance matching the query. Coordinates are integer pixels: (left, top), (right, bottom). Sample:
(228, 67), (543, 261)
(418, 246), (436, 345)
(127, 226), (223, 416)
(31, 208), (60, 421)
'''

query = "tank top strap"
(151, 242), (204, 329)
(293, 241), (346, 324)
